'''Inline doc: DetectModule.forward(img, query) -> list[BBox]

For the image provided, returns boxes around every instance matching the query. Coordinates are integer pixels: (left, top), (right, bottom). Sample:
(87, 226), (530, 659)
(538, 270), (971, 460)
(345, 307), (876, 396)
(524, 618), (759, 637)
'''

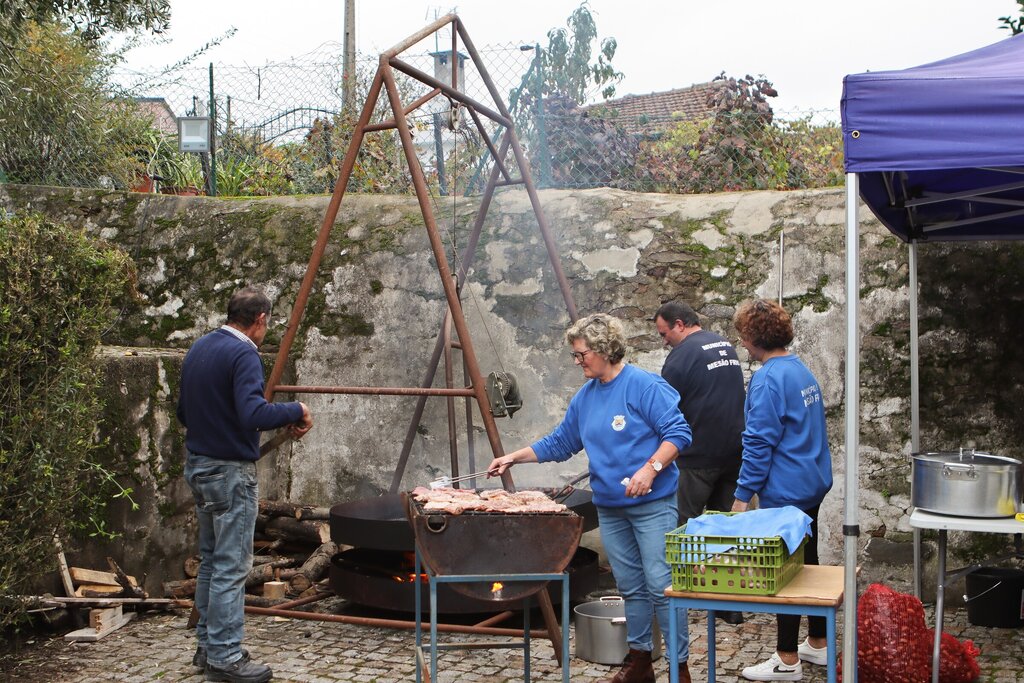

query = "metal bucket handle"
(963, 580), (1003, 603)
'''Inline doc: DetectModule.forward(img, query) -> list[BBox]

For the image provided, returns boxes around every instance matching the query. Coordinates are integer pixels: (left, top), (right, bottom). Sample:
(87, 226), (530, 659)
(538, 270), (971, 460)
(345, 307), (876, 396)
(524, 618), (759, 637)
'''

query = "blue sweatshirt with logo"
(531, 364), (692, 507)
(177, 328), (304, 462)
(734, 354), (832, 510)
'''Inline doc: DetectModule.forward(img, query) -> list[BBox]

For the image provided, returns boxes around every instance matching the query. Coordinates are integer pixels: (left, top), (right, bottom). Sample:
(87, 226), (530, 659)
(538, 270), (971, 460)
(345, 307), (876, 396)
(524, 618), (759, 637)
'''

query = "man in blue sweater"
(177, 286), (312, 683)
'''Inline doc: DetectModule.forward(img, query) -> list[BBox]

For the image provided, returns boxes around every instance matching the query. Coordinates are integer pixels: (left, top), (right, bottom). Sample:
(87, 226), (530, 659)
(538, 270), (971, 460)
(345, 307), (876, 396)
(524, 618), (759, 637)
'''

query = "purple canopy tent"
(841, 33), (1024, 683)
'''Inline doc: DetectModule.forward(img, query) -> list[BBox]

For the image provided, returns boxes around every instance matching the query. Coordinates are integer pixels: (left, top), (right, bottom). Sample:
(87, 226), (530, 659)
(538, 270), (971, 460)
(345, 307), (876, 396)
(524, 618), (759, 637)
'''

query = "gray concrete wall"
(5, 183), (1021, 597)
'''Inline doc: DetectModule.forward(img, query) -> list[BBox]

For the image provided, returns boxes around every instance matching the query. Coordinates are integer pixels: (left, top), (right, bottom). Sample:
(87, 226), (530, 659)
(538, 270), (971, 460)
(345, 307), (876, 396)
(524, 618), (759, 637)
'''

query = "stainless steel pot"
(911, 451), (1023, 518)
(573, 596), (661, 664)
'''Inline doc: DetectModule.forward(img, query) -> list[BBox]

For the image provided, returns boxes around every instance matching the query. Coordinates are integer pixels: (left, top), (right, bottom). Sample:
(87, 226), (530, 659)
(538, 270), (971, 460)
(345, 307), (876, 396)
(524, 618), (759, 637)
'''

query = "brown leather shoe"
(596, 648), (656, 683)
(677, 661), (692, 683)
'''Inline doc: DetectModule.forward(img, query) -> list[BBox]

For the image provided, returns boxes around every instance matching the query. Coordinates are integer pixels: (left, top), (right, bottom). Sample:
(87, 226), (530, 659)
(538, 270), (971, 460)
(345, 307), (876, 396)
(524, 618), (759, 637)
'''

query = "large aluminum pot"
(573, 596), (661, 664)
(911, 451), (1023, 518)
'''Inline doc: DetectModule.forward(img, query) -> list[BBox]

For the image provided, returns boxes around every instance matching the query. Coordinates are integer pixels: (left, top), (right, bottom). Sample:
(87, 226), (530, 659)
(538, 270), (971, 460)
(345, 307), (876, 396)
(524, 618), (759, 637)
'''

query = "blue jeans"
(598, 495), (689, 663)
(185, 454), (258, 669)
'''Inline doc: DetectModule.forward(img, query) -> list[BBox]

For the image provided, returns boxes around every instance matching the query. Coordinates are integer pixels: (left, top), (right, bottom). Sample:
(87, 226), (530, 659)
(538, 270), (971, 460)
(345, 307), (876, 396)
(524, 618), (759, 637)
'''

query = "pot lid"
(913, 451), (1022, 467)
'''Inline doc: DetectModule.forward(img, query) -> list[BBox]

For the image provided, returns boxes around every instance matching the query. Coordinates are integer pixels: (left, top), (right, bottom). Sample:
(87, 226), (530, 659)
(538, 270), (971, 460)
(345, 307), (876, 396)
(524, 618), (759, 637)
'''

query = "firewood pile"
(163, 499), (342, 607)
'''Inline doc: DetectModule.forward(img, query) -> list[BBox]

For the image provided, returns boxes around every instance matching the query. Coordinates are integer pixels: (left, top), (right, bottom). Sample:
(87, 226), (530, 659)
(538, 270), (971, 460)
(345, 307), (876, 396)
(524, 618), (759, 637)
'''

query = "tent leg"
(909, 240), (923, 600)
(843, 172), (861, 683)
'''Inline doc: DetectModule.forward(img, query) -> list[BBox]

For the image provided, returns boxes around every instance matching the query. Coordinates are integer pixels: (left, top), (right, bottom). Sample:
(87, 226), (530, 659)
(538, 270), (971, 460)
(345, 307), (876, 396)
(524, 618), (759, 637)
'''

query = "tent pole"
(909, 240), (923, 599)
(843, 172), (860, 683)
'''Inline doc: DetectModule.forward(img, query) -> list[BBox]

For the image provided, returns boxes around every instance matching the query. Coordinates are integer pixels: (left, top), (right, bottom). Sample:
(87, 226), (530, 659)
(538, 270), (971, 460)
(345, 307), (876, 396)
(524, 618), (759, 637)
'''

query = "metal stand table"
(414, 549), (571, 683)
(666, 565), (846, 683)
(908, 508), (1024, 683)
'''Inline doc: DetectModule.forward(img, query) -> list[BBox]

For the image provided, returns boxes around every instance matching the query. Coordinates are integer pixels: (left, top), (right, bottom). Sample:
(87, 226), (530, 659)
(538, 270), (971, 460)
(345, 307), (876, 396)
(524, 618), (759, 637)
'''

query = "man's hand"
(731, 498), (749, 513)
(289, 402), (313, 438)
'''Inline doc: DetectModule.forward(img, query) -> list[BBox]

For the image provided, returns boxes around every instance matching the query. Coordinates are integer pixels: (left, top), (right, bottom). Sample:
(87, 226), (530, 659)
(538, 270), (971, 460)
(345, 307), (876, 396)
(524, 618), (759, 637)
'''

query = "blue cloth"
(177, 328), (304, 461)
(532, 364), (692, 507)
(598, 495), (689, 662)
(734, 354), (832, 510)
(685, 507), (812, 555)
(186, 454), (258, 668)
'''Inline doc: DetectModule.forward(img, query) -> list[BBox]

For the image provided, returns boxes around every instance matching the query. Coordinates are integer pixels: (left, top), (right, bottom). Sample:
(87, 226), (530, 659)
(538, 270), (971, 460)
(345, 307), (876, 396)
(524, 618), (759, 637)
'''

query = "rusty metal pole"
(455, 19), (578, 321)
(264, 67), (386, 399)
(380, 63), (514, 491)
(244, 604), (546, 638)
(388, 133), (514, 494)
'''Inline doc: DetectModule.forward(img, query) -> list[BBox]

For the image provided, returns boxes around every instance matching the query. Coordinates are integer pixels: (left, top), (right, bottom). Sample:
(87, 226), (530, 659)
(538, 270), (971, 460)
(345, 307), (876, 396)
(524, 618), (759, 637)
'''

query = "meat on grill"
(411, 486), (567, 515)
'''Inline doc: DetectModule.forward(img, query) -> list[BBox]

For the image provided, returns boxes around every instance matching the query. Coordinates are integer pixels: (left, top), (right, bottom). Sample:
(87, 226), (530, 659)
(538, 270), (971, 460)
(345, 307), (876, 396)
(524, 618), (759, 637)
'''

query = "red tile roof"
(582, 82), (724, 137)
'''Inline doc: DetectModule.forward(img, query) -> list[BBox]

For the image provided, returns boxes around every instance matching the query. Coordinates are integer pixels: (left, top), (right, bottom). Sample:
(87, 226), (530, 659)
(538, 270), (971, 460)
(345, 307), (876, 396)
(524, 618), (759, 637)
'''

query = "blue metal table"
(666, 565), (846, 683)
(414, 548), (571, 683)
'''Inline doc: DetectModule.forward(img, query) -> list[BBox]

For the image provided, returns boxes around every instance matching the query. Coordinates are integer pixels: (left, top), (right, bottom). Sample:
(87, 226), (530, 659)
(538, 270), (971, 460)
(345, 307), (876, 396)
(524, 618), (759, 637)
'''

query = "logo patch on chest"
(611, 415), (626, 431)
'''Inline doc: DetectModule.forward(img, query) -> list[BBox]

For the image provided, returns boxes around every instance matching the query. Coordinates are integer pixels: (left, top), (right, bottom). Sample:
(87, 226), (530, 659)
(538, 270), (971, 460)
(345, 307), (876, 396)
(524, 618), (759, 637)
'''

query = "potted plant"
(162, 153), (205, 195)
(215, 155), (254, 196)
(130, 127), (178, 193)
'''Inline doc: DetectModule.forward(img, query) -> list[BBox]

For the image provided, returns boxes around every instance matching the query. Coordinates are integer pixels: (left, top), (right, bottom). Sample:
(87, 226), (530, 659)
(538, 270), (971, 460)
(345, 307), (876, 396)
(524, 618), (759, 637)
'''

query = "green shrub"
(0, 211), (137, 629)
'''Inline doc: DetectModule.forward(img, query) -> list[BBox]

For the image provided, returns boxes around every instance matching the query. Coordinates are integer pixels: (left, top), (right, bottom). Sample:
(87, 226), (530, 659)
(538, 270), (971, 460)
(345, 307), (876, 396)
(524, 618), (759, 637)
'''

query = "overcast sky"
(117, 0), (1016, 112)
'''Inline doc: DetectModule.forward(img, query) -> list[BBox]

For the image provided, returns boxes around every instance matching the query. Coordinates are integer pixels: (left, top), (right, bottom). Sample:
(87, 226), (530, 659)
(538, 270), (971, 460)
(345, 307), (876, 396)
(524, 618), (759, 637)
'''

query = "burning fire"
(392, 573), (429, 583)
(391, 551), (429, 583)
(491, 582), (503, 593)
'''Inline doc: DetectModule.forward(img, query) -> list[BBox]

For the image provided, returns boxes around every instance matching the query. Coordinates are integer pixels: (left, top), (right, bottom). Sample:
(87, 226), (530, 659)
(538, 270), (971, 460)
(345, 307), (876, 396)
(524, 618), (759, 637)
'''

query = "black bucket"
(965, 567), (1024, 628)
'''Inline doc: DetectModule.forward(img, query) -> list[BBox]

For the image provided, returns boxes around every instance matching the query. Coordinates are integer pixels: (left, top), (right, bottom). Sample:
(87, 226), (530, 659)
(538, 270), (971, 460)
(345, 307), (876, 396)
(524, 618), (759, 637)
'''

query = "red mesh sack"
(924, 629), (980, 683)
(839, 583), (932, 683)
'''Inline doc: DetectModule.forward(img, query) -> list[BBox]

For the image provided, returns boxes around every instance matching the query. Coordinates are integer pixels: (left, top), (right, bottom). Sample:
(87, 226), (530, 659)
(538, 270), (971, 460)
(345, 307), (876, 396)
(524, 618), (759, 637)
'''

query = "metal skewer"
(429, 469), (498, 489)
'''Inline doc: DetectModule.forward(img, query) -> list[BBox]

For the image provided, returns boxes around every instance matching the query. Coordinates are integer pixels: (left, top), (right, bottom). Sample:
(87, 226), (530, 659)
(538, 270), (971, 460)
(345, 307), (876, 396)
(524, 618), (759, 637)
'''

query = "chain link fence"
(1, 36), (842, 198)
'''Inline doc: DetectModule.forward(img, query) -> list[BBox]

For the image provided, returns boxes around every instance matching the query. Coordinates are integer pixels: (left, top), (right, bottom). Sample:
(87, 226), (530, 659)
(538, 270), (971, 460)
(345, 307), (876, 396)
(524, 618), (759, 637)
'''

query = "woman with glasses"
(488, 313), (694, 683)
(731, 299), (833, 682)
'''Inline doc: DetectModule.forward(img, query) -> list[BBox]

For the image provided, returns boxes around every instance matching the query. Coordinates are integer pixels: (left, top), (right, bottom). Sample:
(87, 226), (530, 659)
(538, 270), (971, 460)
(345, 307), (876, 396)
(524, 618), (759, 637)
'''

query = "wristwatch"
(647, 458), (663, 473)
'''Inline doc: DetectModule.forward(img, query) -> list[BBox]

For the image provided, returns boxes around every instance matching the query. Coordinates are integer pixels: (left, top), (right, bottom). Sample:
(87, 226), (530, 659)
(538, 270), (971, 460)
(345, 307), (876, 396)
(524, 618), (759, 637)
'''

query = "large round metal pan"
(403, 493), (583, 603)
(329, 487), (598, 551)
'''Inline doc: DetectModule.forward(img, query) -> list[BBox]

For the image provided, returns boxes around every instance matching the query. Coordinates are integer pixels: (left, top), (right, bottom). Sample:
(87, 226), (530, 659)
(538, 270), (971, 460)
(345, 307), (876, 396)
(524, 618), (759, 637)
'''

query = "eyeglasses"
(570, 349), (594, 363)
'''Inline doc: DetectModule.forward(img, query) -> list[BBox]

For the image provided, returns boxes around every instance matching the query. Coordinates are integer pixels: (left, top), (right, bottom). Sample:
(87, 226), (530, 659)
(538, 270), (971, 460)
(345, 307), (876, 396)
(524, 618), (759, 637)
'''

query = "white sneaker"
(741, 653), (802, 681)
(797, 638), (827, 666)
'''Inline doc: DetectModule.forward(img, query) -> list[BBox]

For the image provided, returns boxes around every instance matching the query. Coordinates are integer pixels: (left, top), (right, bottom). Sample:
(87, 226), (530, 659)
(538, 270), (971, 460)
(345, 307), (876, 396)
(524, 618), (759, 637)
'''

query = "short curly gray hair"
(566, 313), (627, 364)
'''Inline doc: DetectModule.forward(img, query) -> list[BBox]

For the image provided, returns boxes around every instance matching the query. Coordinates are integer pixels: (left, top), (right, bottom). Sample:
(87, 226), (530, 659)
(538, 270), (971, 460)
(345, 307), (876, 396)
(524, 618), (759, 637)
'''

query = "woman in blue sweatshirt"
(730, 299), (833, 682)
(489, 313), (694, 683)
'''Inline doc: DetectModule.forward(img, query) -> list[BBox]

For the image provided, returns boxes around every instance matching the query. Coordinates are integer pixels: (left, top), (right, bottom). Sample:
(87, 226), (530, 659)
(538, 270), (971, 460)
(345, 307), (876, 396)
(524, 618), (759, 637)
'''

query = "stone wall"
(5, 183), (1022, 596)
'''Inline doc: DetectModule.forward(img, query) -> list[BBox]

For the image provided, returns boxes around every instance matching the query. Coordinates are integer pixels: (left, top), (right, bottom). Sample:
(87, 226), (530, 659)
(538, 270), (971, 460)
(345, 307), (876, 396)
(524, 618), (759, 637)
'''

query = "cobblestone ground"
(2, 603), (1021, 682)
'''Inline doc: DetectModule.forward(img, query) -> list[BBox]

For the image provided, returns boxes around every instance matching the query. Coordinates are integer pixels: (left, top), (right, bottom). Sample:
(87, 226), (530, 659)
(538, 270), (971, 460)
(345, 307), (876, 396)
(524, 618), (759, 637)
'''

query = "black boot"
(205, 653), (272, 683)
(717, 610), (745, 625)
(596, 648), (656, 683)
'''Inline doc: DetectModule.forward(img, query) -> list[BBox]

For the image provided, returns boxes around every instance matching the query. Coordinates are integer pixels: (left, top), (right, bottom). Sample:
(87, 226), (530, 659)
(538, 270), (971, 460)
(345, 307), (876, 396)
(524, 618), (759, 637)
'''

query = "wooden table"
(666, 565), (846, 683)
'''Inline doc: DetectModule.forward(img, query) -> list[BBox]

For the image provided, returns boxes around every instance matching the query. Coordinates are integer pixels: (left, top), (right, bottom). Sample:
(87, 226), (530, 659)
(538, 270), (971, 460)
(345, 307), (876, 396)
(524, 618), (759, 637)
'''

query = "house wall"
(4, 183), (1021, 598)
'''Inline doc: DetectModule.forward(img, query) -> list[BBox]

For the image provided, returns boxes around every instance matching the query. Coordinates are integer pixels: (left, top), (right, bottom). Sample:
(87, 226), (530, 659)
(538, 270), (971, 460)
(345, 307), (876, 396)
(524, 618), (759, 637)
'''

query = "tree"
(0, 20), (157, 188)
(999, 0), (1024, 34)
(0, 211), (138, 629)
(0, 0), (170, 43)
(534, 1), (624, 103)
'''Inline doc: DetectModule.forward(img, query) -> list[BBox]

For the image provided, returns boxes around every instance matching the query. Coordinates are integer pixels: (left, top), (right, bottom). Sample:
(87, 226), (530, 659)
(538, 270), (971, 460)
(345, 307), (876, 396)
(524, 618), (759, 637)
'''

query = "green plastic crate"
(665, 513), (806, 596)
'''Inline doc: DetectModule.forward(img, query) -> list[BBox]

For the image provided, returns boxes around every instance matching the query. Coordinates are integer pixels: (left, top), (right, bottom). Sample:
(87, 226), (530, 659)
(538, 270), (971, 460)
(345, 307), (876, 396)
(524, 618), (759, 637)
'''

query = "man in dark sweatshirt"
(655, 301), (746, 624)
(177, 286), (312, 683)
